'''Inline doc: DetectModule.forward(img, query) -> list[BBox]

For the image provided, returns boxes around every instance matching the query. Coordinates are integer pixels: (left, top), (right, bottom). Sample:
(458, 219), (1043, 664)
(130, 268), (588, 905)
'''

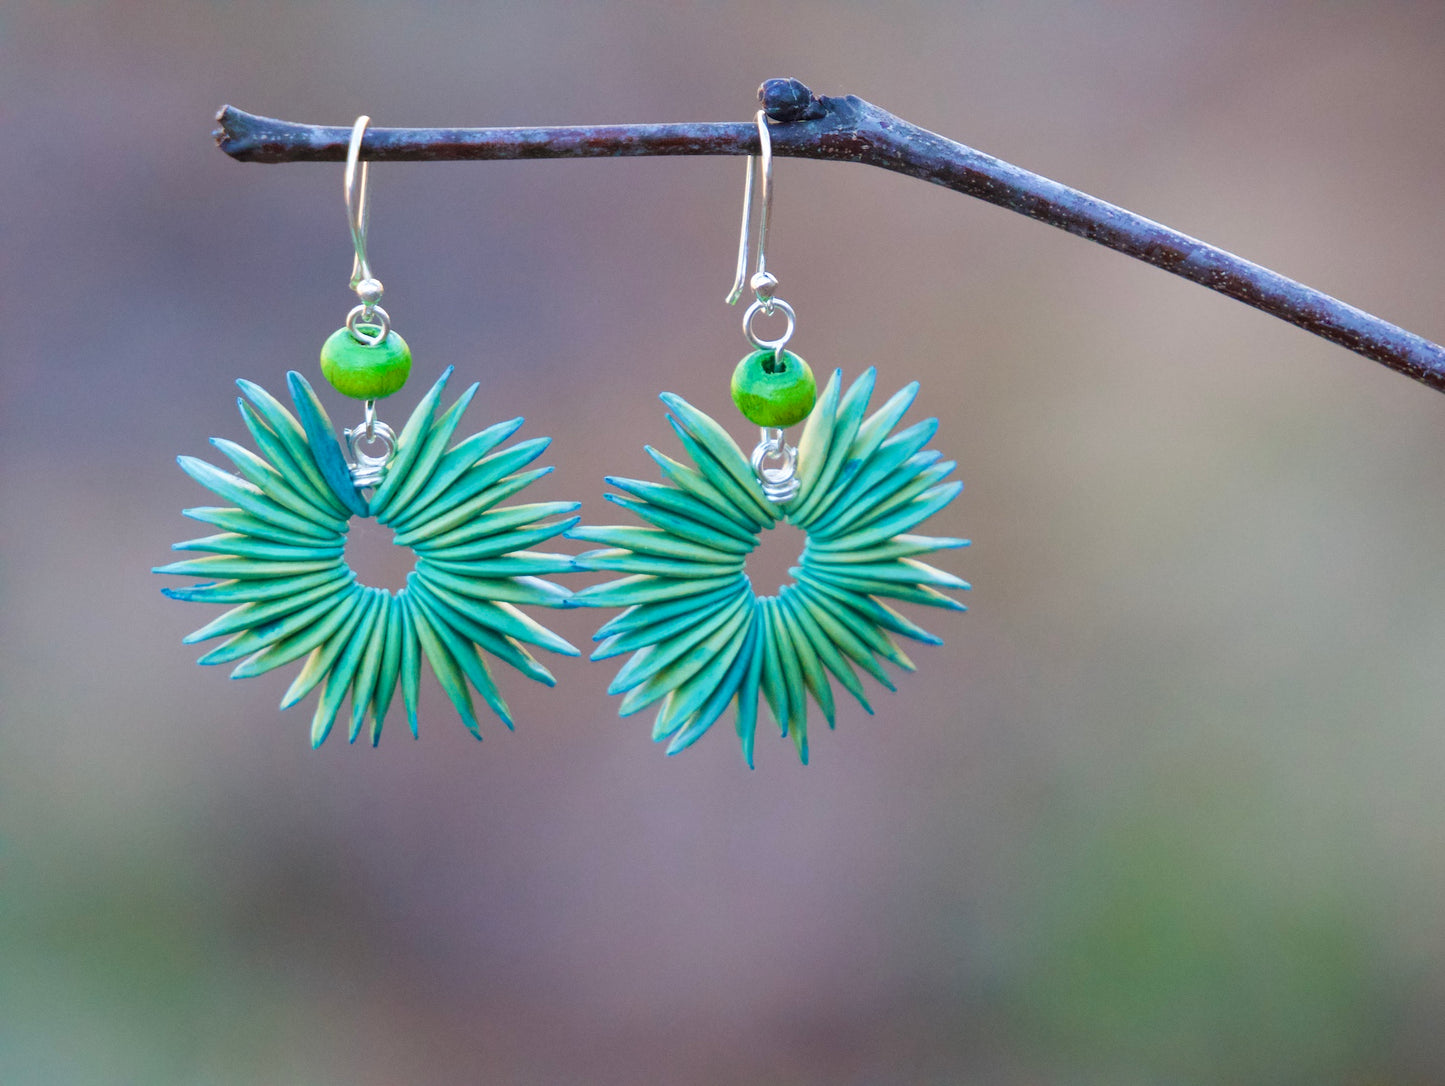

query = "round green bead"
(319, 326), (412, 399)
(730, 349), (817, 428)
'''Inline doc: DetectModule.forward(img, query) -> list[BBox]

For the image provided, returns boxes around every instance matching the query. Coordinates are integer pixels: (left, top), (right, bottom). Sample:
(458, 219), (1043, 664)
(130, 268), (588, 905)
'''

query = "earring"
(570, 111), (969, 766)
(156, 117), (581, 748)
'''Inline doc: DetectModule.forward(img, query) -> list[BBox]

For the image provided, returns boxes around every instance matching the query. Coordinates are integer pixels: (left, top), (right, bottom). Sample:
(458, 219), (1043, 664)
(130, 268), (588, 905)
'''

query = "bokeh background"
(5, 2), (1445, 1082)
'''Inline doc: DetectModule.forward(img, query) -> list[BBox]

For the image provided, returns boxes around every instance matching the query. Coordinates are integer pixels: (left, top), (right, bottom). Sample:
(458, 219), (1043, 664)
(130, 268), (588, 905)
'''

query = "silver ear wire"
(345, 116), (376, 293)
(727, 110), (793, 359)
(343, 116), (389, 343)
(726, 111), (776, 306)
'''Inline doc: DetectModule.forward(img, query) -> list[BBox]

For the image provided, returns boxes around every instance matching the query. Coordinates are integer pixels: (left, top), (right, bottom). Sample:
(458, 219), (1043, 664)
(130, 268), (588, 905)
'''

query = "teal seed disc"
(155, 368), (582, 747)
(569, 369), (969, 766)
(731, 349), (817, 428)
(319, 326), (412, 399)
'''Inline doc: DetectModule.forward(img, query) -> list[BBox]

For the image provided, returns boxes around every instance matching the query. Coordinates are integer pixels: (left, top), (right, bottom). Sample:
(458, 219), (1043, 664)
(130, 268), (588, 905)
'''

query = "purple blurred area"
(5, 2), (1445, 1082)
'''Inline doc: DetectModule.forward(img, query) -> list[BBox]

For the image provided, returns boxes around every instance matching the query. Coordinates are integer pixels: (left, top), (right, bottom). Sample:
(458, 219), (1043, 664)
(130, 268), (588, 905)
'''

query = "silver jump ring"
(750, 427), (799, 503)
(743, 297), (796, 352)
(344, 418), (397, 488)
(346, 303), (390, 345)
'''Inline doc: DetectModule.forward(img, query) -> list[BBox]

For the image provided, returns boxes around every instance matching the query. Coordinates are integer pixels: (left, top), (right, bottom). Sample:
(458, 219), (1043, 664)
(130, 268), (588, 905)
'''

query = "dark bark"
(215, 78), (1445, 395)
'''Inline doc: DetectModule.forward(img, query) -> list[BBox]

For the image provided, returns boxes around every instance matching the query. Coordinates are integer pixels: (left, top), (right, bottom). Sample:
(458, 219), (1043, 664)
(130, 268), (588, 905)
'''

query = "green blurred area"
(4, 2), (1445, 1082)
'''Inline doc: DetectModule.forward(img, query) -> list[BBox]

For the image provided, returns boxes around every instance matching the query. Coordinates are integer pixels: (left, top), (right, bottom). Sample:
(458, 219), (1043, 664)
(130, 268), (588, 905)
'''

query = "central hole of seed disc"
(746, 521), (808, 598)
(342, 517), (415, 593)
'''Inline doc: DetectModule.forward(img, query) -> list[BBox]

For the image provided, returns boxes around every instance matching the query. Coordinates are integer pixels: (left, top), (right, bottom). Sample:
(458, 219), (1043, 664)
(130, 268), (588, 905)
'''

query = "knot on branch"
(760, 78), (826, 122)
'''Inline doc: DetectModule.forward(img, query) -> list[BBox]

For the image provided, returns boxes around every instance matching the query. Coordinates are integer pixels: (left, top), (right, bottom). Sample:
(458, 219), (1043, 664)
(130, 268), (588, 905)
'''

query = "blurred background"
(4, 2), (1445, 1082)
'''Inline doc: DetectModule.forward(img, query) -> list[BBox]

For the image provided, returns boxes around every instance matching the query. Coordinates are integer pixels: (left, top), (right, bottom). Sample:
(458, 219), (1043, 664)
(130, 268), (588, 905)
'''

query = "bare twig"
(216, 77), (1445, 395)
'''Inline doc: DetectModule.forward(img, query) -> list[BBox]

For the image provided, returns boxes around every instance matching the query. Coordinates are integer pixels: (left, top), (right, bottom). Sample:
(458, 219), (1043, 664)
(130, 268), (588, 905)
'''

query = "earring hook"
(726, 111), (777, 305)
(342, 116), (389, 345)
(345, 116), (381, 302)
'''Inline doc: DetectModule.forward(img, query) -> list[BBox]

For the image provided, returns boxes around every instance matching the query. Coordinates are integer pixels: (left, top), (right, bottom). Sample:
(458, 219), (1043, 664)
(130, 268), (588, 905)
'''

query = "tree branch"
(216, 77), (1445, 395)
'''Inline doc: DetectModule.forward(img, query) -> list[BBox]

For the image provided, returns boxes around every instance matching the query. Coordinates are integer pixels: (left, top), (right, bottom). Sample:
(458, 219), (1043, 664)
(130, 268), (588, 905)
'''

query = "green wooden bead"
(319, 326), (412, 399)
(730, 349), (817, 428)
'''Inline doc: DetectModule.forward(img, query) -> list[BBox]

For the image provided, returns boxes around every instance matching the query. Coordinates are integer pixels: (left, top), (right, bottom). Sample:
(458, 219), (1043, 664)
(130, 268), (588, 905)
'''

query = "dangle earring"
(723, 115), (812, 504)
(156, 116), (581, 748)
(571, 110), (970, 766)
